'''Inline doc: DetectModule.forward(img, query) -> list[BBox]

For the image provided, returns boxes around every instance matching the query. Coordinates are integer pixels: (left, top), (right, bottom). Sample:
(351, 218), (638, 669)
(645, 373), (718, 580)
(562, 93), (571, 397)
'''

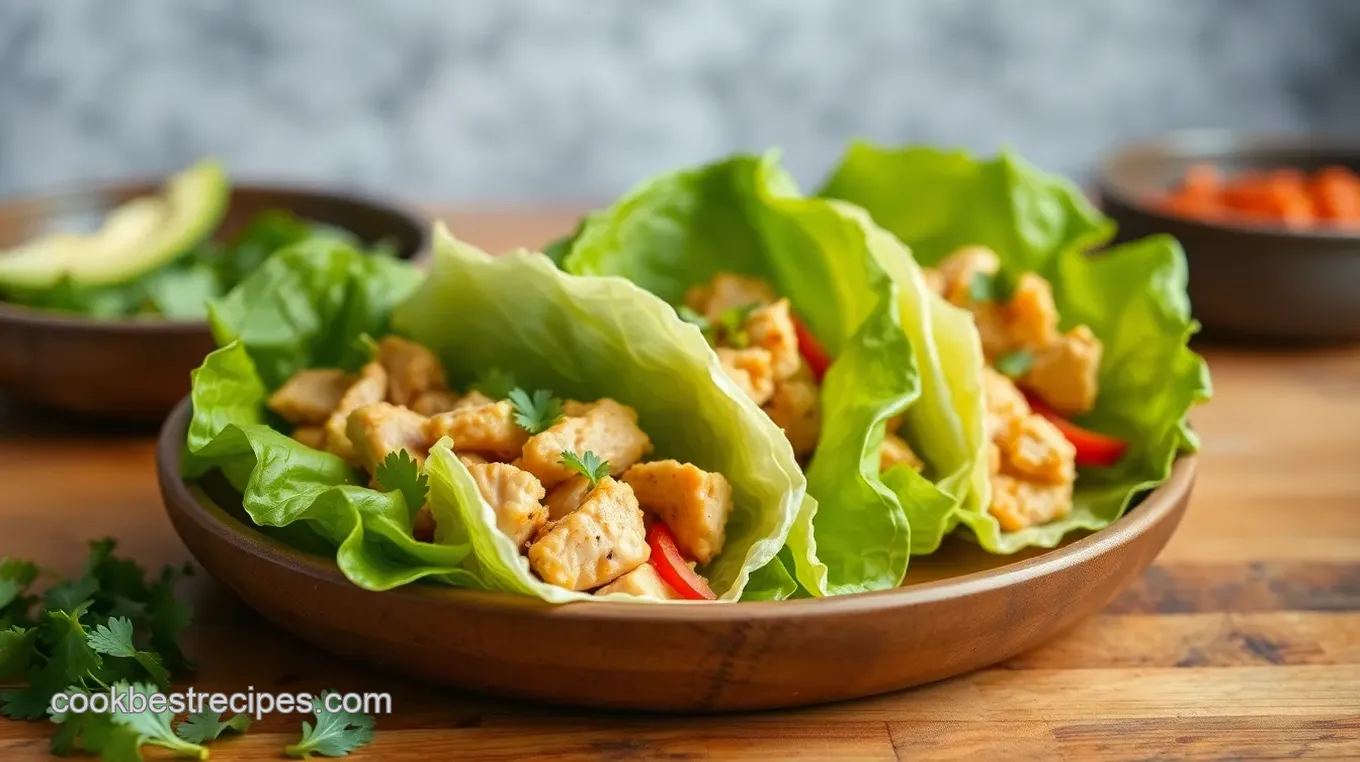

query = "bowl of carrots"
(1097, 130), (1360, 342)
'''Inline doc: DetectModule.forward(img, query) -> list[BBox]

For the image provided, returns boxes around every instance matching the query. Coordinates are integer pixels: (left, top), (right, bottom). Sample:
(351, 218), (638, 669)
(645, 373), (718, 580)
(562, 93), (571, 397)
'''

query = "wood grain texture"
(2, 209), (1359, 759)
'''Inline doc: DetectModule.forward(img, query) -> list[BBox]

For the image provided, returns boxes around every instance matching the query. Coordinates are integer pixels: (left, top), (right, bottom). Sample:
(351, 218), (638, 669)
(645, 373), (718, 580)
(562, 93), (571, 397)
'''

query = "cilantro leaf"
(558, 450), (609, 489)
(994, 350), (1035, 379)
(472, 367), (516, 399)
(110, 682), (210, 759)
(176, 709), (251, 743)
(352, 333), (380, 359)
(285, 690), (376, 758)
(375, 449), (429, 515)
(44, 576), (98, 615)
(86, 617), (171, 688)
(145, 563), (195, 676)
(717, 303), (759, 348)
(508, 388), (565, 434)
(0, 626), (37, 681)
(969, 269), (1019, 304)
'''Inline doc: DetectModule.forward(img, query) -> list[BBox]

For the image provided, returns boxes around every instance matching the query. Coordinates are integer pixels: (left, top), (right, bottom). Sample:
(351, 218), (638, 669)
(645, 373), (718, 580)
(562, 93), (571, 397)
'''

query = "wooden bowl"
(0, 181), (428, 420)
(157, 399), (1197, 713)
(1097, 130), (1360, 343)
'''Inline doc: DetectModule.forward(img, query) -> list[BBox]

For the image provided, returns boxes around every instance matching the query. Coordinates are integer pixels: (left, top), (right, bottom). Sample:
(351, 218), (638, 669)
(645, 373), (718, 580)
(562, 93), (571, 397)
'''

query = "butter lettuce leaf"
(820, 143), (1210, 552)
(395, 226), (806, 601)
(559, 153), (976, 593)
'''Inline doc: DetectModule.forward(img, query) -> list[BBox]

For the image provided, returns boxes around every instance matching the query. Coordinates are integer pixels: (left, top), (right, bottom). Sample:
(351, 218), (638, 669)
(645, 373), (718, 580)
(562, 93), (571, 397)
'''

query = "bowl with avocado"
(0, 160), (428, 420)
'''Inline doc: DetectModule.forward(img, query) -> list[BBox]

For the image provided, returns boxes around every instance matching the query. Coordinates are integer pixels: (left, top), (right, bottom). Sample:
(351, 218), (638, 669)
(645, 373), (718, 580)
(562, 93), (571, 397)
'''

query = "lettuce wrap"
(820, 142), (1211, 552)
(182, 228), (806, 602)
(556, 152), (983, 595)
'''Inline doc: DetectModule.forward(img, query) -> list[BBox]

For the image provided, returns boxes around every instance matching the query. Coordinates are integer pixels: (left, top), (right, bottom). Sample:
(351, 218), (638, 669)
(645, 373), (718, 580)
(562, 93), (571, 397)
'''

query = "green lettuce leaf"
(820, 142), (1211, 552)
(394, 225), (806, 601)
(558, 152), (975, 593)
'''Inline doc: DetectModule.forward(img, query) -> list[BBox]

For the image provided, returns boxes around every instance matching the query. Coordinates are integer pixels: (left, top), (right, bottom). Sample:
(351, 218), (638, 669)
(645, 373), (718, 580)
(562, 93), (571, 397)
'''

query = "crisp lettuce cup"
(820, 142), (1212, 552)
(183, 229), (807, 602)
(556, 152), (984, 595)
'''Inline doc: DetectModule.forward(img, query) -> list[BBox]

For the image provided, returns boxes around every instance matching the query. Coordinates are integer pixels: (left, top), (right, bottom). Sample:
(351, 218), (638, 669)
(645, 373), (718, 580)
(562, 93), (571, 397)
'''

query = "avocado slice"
(0, 159), (230, 289)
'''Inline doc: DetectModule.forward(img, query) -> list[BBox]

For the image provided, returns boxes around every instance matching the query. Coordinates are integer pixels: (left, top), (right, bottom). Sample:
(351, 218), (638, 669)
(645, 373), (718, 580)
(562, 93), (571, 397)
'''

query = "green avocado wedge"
(0, 159), (229, 290)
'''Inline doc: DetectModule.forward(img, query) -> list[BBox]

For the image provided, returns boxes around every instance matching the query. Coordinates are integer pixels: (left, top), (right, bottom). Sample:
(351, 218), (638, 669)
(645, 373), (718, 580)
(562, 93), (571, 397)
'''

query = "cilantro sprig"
(717, 303), (760, 349)
(285, 690), (376, 759)
(558, 450), (610, 489)
(176, 709), (251, 744)
(375, 449), (429, 514)
(508, 388), (565, 434)
(472, 367), (517, 400)
(994, 350), (1035, 379)
(969, 270), (1018, 304)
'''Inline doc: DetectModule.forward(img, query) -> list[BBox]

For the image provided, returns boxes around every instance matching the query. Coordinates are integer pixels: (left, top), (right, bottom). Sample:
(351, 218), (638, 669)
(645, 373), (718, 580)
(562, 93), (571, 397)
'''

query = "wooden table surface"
(2, 210), (1359, 761)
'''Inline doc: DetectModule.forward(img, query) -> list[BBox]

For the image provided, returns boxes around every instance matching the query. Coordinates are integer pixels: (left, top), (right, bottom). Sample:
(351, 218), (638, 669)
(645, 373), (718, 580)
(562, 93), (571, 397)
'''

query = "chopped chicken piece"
(467, 463), (547, 548)
(412, 389), (462, 416)
(413, 506), (436, 543)
(424, 400), (529, 461)
(528, 477), (650, 590)
(937, 246), (1000, 305)
(377, 336), (448, 407)
(1022, 325), (1103, 415)
(452, 390), (495, 411)
(544, 475), (593, 521)
(995, 413), (1075, 484)
(745, 299), (801, 381)
(346, 403), (432, 473)
(292, 426), (326, 450)
(983, 367), (1030, 438)
(716, 347), (775, 405)
(1004, 273), (1060, 352)
(458, 452), (490, 467)
(880, 433), (925, 473)
(520, 399), (652, 487)
(596, 563), (681, 600)
(763, 377), (821, 458)
(267, 369), (353, 425)
(323, 362), (388, 465)
(921, 267), (946, 296)
(563, 399), (595, 417)
(622, 460), (732, 564)
(989, 473), (1074, 532)
(684, 273), (777, 323)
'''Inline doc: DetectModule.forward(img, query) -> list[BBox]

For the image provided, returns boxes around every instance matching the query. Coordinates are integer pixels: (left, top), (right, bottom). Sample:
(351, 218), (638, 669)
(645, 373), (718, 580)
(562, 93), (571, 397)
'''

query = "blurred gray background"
(1, 0), (1357, 204)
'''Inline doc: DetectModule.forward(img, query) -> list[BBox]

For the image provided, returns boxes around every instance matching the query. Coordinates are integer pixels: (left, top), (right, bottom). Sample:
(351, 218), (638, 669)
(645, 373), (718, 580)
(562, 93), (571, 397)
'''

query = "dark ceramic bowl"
(1097, 130), (1360, 343)
(0, 180), (428, 420)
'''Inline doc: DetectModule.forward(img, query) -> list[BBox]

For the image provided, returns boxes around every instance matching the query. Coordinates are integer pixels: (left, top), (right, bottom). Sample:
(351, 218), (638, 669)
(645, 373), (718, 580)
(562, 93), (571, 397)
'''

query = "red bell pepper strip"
(1024, 392), (1128, 468)
(791, 314), (831, 384)
(646, 522), (716, 601)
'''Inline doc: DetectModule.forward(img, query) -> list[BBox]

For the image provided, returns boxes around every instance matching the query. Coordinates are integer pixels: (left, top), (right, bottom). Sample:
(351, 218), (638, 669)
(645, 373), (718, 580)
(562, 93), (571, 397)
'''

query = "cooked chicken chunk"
(995, 413), (1074, 485)
(468, 463), (547, 549)
(935, 247), (1058, 357)
(346, 403), (432, 473)
(292, 426), (326, 450)
(880, 433), (925, 473)
(763, 377), (821, 458)
(1022, 325), (1103, 415)
(519, 399), (652, 487)
(1003, 273), (1061, 353)
(745, 299), (801, 381)
(921, 267), (946, 297)
(622, 460), (732, 564)
(528, 477), (650, 590)
(458, 452), (490, 467)
(936, 245), (1000, 305)
(983, 367), (1030, 438)
(411, 389), (462, 416)
(267, 369), (353, 425)
(323, 362), (388, 465)
(989, 473), (1074, 532)
(377, 336), (449, 407)
(595, 563), (680, 600)
(684, 273), (777, 324)
(562, 399), (595, 417)
(544, 475), (593, 520)
(424, 400), (529, 461)
(452, 390), (495, 411)
(716, 347), (775, 405)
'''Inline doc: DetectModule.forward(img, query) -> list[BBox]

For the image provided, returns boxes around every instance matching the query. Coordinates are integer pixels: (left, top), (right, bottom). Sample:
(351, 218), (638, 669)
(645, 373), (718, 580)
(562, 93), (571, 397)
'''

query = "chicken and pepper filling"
(922, 246), (1117, 531)
(681, 272), (926, 478)
(266, 335), (733, 600)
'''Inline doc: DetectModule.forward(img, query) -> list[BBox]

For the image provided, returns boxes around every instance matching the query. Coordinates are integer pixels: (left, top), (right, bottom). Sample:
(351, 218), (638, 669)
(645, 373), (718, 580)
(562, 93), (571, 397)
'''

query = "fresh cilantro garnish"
(508, 388), (565, 434)
(717, 303), (760, 348)
(375, 449), (429, 514)
(0, 539), (196, 722)
(472, 367), (517, 399)
(677, 306), (718, 345)
(994, 350), (1035, 379)
(86, 616), (172, 688)
(969, 270), (1018, 304)
(285, 690), (376, 758)
(176, 709), (251, 744)
(558, 450), (609, 489)
(352, 333), (380, 358)
(49, 681), (209, 759)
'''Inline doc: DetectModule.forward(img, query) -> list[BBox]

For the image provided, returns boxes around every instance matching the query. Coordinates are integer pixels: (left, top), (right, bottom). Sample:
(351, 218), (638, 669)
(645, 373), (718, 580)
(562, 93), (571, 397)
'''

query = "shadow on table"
(0, 394), (166, 439)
